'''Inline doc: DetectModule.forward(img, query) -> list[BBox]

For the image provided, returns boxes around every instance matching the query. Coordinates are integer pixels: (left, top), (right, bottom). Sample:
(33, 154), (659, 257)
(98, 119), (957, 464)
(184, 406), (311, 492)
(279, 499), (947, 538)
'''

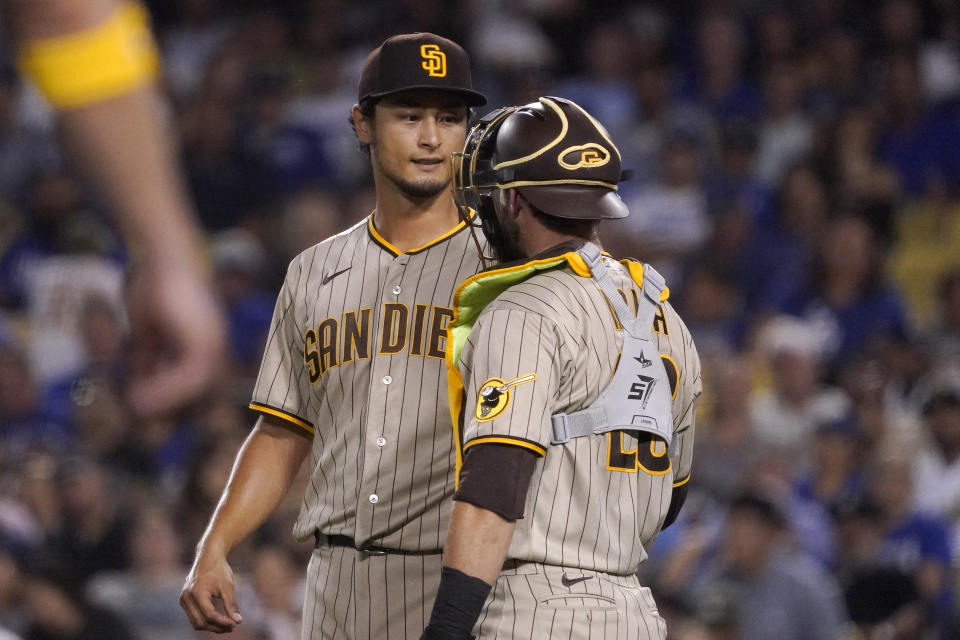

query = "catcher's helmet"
(452, 96), (629, 227)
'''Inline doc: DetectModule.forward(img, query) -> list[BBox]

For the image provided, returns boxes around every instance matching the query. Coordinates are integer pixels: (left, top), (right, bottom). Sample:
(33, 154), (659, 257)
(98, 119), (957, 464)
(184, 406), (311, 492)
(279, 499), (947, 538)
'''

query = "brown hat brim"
(516, 184), (629, 220)
(363, 85), (487, 107)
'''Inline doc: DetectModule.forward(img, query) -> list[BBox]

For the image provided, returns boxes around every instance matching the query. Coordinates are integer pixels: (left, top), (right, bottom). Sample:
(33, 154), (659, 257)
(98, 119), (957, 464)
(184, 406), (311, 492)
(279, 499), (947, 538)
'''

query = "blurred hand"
(180, 548), (243, 633)
(126, 259), (226, 417)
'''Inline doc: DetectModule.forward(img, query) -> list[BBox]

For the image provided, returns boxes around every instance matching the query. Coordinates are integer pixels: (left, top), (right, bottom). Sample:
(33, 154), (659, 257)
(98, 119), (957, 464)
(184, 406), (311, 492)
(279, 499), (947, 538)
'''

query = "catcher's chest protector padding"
(550, 243), (674, 447)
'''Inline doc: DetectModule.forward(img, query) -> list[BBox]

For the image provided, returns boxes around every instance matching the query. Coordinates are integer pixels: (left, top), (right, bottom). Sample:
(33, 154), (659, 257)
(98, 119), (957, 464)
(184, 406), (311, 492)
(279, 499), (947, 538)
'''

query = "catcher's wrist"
(422, 567), (490, 639)
(420, 626), (474, 640)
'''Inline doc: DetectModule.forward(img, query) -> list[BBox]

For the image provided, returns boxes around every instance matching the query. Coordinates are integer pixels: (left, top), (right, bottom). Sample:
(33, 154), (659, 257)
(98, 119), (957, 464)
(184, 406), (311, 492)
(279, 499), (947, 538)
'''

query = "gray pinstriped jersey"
(251, 214), (484, 550)
(457, 257), (701, 575)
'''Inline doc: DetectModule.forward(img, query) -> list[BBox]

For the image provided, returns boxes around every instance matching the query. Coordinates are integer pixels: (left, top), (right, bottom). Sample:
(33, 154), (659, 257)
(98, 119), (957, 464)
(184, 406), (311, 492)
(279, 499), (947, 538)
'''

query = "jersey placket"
(355, 250), (412, 544)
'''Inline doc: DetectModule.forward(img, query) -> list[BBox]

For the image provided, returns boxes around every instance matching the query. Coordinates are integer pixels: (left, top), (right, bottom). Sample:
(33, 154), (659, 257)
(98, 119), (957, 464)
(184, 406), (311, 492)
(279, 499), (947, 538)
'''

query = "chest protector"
(550, 243), (675, 447)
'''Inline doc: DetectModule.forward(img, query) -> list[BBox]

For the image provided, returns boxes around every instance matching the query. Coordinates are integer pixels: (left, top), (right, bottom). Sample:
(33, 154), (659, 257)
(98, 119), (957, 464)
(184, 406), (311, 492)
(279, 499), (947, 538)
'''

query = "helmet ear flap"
(453, 106), (521, 264)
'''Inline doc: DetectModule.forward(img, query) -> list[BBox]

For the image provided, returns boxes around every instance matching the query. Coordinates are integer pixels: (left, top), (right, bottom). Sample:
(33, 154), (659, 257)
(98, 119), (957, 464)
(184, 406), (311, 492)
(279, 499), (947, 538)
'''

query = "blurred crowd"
(0, 0), (959, 639)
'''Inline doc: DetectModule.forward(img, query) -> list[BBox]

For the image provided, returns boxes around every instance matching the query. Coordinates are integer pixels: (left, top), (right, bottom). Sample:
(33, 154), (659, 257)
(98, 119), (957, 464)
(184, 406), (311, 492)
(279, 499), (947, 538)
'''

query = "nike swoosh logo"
(560, 574), (593, 587)
(321, 267), (351, 286)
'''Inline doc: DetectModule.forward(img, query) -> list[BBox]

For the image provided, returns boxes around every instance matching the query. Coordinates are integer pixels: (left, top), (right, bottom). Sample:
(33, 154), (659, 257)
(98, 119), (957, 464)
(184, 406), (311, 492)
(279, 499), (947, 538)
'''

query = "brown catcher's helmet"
(453, 96), (628, 224)
(453, 97), (628, 262)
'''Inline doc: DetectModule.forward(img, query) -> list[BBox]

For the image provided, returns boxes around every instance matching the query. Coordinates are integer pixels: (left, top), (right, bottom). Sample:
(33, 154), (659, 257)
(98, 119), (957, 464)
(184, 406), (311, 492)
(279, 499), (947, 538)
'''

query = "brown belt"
(315, 532), (443, 556)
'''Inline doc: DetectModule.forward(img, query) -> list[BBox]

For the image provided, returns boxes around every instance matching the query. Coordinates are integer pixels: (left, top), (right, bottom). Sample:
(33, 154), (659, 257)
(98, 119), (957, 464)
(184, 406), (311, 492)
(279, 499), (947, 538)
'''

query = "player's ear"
(352, 104), (373, 144)
(509, 189), (528, 219)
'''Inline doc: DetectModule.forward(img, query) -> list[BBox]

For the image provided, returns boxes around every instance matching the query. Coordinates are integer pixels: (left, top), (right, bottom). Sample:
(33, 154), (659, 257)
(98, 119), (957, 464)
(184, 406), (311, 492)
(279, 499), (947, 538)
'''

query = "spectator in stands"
(0, 344), (69, 456)
(782, 214), (911, 372)
(87, 505), (196, 640)
(0, 544), (23, 637)
(753, 57), (812, 187)
(753, 3), (800, 64)
(871, 449), (954, 632)
(835, 499), (927, 640)
(239, 64), (335, 199)
(607, 126), (710, 283)
(691, 358), (758, 504)
(0, 67), (58, 206)
(678, 10), (761, 123)
(877, 50), (960, 197)
(276, 187), (350, 265)
(19, 551), (133, 640)
(792, 415), (868, 519)
(739, 160), (826, 316)
(46, 458), (131, 587)
(552, 21), (638, 141)
(40, 294), (126, 430)
(690, 491), (849, 640)
(749, 315), (850, 460)
(704, 120), (770, 223)
(176, 433), (247, 562)
(805, 26), (870, 119)
(245, 544), (303, 640)
(912, 383), (960, 558)
(161, 0), (236, 103)
(210, 228), (275, 375)
(829, 106), (901, 244)
(926, 268), (960, 368)
(179, 45), (257, 231)
(676, 263), (744, 357)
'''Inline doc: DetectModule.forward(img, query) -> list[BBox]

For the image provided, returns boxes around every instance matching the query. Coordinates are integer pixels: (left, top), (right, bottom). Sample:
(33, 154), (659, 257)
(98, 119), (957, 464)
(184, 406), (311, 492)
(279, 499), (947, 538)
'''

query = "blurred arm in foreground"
(7, 0), (225, 416)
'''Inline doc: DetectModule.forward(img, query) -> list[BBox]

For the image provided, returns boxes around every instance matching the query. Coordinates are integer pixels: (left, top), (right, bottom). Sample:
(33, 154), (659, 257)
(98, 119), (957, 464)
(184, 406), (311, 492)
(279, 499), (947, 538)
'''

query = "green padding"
(449, 257), (568, 370)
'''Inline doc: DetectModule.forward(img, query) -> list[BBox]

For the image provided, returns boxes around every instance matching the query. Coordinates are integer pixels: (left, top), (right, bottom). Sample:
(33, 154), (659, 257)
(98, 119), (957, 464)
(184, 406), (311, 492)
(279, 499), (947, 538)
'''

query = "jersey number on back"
(606, 431), (671, 475)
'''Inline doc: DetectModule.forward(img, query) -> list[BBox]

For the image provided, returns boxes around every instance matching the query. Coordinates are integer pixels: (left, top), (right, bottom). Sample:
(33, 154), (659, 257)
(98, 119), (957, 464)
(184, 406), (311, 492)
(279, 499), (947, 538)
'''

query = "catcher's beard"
(487, 191), (526, 263)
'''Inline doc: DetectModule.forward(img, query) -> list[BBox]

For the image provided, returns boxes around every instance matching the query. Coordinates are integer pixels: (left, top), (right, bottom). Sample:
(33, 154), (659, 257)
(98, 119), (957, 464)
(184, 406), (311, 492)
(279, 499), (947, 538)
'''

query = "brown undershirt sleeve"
(453, 443), (539, 522)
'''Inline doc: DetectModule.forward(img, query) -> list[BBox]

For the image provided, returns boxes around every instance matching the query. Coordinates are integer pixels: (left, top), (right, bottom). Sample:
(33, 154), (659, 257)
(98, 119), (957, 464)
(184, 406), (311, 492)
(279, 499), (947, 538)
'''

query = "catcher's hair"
(529, 202), (600, 243)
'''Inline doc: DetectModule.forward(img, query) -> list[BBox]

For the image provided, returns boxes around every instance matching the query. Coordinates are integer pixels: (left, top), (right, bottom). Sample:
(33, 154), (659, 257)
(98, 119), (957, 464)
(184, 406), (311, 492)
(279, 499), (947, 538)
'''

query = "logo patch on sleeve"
(476, 373), (537, 422)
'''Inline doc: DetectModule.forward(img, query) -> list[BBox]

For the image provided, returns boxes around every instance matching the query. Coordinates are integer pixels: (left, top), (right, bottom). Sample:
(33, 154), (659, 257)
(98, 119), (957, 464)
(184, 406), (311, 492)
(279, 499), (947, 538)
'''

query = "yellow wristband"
(17, 2), (160, 109)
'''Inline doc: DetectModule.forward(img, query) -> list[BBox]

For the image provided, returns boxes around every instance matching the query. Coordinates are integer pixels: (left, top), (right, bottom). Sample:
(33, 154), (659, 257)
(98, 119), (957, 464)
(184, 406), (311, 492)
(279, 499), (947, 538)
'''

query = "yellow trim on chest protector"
(18, 2), (160, 109)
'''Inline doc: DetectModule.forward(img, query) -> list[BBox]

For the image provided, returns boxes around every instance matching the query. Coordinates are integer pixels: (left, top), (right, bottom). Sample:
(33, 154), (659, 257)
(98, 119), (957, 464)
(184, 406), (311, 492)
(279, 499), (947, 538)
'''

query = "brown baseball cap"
(492, 96), (628, 220)
(357, 33), (486, 106)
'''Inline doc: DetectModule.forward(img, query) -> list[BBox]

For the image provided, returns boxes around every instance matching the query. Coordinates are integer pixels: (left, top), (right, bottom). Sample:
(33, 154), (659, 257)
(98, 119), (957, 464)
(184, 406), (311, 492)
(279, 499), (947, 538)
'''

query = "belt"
(315, 532), (443, 556)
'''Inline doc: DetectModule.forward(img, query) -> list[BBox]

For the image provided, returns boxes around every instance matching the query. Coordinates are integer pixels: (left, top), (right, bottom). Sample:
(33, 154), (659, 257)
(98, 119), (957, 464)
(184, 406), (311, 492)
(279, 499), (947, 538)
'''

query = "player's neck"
(372, 188), (461, 253)
(521, 225), (603, 259)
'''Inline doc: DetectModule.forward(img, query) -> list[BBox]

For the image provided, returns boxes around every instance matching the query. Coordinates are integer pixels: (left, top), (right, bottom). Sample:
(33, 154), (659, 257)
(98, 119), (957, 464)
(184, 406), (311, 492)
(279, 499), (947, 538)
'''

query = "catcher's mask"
(452, 97), (629, 266)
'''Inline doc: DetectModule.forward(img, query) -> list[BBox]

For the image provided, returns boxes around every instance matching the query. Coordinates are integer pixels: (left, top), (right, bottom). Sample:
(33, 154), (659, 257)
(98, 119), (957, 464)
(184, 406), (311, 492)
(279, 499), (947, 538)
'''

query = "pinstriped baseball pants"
(473, 562), (668, 640)
(300, 542), (444, 640)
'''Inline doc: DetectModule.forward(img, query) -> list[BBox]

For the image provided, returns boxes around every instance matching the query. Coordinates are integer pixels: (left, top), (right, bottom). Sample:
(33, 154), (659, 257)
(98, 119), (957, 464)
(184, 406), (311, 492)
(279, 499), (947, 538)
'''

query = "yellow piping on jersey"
(673, 474), (691, 488)
(249, 403), (315, 434)
(367, 210), (475, 256)
(463, 436), (547, 457)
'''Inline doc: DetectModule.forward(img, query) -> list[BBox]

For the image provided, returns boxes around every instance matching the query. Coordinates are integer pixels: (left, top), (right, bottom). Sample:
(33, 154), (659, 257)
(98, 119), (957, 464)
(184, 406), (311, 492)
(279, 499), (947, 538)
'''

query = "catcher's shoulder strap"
(550, 242), (674, 446)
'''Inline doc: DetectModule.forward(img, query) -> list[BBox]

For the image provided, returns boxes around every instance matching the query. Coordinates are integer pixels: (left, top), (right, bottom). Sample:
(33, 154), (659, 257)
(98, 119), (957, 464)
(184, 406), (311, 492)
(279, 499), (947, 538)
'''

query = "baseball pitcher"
(180, 33), (487, 639)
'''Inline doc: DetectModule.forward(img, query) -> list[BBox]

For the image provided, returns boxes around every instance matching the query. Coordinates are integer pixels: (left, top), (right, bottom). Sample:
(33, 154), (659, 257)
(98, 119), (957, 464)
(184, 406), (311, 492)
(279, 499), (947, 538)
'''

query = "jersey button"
(375, 437), (387, 447)
(392, 285), (401, 295)
(382, 375), (392, 384)
(368, 494), (379, 504)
